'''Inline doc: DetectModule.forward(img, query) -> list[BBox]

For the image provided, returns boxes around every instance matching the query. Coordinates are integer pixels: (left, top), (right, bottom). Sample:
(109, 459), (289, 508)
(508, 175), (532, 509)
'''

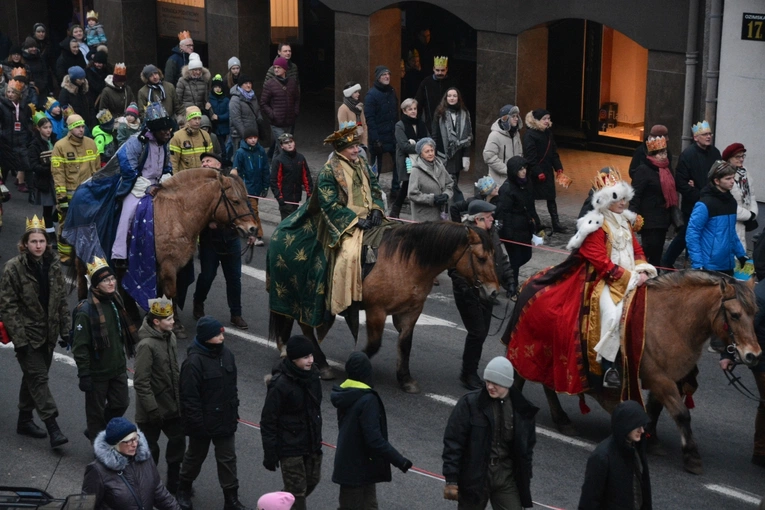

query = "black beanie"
(532, 108), (550, 121)
(243, 127), (259, 139)
(238, 74), (253, 86)
(345, 352), (373, 385)
(286, 335), (313, 360)
(196, 315), (224, 343)
(91, 266), (115, 288)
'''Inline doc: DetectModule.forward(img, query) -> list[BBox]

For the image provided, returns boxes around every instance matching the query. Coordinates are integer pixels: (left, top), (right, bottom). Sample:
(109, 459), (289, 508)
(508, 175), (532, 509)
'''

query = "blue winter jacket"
(208, 92), (230, 137)
(686, 184), (746, 271)
(364, 81), (398, 151)
(233, 140), (270, 196)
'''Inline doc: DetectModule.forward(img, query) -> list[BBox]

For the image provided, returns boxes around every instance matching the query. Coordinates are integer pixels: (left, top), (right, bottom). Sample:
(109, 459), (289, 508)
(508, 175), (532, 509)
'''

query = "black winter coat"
(270, 150), (313, 203)
(331, 384), (408, 486)
(27, 132), (57, 192)
(0, 97), (33, 148)
(630, 161), (671, 230)
(87, 65), (109, 103)
(414, 74), (458, 129)
(54, 49), (88, 84)
(523, 112), (563, 201)
(675, 143), (722, 220)
(179, 340), (239, 438)
(58, 75), (94, 127)
(364, 81), (399, 151)
(496, 177), (541, 243)
(22, 50), (50, 99)
(443, 386), (538, 508)
(578, 401), (652, 510)
(261, 358), (323, 460)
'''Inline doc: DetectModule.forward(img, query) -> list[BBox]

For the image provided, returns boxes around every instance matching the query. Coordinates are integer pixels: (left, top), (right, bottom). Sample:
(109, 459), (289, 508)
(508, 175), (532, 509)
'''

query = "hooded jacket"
(86, 64), (109, 103)
(208, 90), (230, 136)
(233, 139), (270, 196)
(54, 42), (88, 83)
(523, 111), (563, 201)
(137, 70), (182, 120)
(22, 47), (50, 98)
(269, 149), (313, 203)
(163, 46), (188, 90)
(578, 400), (652, 510)
(99, 75), (135, 119)
(82, 430), (181, 510)
(133, 317), (181, 424)
(27, 130), (57, 192)
(496, 156), (541, 243)
(675, 143), (722, 220)
(483, 116), (523, 186)
(59, 74), (94, 126)
(175, 65), (211, 112)
(686, 183), (746, 271)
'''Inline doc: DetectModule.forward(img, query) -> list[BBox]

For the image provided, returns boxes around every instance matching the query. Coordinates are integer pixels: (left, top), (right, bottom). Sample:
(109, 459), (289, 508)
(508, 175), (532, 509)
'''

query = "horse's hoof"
(400, 380), (420, 394)
(319, 366), (336, 380)
(683, 454), (704, 475)
(556, 422), (578, 437)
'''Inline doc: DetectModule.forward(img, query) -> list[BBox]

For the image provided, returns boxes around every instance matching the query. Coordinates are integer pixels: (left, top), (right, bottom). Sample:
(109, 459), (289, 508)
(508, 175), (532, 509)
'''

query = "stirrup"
(603, 367), (622, 389)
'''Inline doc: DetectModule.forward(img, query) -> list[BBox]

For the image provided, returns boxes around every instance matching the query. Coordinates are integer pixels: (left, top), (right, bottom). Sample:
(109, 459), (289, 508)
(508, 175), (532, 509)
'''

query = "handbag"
(744, 216), (759, 232)
(670, 206), (684, 229)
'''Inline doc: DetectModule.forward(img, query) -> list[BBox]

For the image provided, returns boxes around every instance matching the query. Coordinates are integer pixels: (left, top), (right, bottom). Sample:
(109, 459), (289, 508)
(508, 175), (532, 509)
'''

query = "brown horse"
(510, 270), (761, 474)
(269, 221), (501, 393)
(75, 168), (258, 301)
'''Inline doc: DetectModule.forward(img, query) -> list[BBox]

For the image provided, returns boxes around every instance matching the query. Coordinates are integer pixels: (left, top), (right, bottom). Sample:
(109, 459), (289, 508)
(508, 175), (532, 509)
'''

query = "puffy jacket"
(578, 401), (652, 510)
(629, 161), (672, 230)
(364, 81), (398, 150)
(59, 74), (94, 127)
(675, 143), (722, 219)
(179, 339), (239, 438)
(228, 87), (261, 141)
(133, 317), (181, 424)
(84, 24), (107, 47)
(331, 380), (409, 486)
(263, 61), (300, 88)
(261, 358), (323, 461)
(0, 252), (69, 350)
(27, 131), (57, 192)
(208, 92), (230, 136)
(82, 430), (181, 510)
(483, 119), (523, 186)
(260, 76), (299, 128)
(270, 150), (313, 203)
(163, 47), (188, 90)
(175, 65), (211, 112)
(495, 159), (541, 244)
(99, 75), (135, 119)
(523, 111), (563, 201)
(686, 184), (745, 271)
(233, 140), (269, 196)
(443, 386), (538, 508)
(137, 70), (183, 120)
(50, 132), (99, 196)
(407, 155), (453, 222)
(168, 127), (212, 173)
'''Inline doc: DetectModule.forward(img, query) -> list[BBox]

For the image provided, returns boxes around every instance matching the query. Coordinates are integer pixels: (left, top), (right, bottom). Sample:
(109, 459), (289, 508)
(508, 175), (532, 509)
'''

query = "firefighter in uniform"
(168, 106), (212, 173)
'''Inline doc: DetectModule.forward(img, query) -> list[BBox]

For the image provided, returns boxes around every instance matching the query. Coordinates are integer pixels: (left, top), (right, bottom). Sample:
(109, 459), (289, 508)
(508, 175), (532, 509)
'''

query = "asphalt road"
(1, 191), (764, 509)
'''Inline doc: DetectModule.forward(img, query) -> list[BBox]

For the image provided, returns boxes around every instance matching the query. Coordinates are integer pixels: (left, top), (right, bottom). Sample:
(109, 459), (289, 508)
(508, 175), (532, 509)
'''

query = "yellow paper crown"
(25, 215), (46, 232)
(86, 10), (98, 20)
(646, 136), (667, 152)
(178, 30), (192, 42)
(592, 167), (623, 191)
(86, 256), (109, 278)
(434, 55), (448, 67)
(148, 295), (174, 318)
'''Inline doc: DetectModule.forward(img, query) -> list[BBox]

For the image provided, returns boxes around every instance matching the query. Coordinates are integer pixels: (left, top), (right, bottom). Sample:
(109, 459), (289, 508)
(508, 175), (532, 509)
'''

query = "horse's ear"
(465, 227), (480, 245)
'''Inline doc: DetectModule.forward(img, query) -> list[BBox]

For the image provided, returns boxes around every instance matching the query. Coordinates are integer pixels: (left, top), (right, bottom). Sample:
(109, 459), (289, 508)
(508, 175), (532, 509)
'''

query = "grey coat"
(228, 88), (261, 142)
(175, 65), (211, 111)
(483, 119), (523, 186)
(407, 155), (454, 222)
(82, 430), (180, 510)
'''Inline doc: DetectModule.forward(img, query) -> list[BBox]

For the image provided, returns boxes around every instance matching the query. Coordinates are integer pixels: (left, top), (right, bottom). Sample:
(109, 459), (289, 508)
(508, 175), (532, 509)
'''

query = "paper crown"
(62, 105), (75, 118)
(145, 102), (169, 122)
(11, 67), (26, 78)
(113, 63), (127, 77)
(96, 109), (113, 124)
(7, 79), (24, 92)
(592, 167), (624, 191)
(692, 120), (711, 135)
(646, 135), (667, 152)
(178, 30), (192, 42)
(434, 55), (448, 67)
(45, 96), (59, 110)
(33, 111), (47, 125)
(475, 176), (497, 195)
(86, 10), (98, 20)
(86, 256), (109, 278)
(26, 214), (46, 232)
(148, 295), (173, 318)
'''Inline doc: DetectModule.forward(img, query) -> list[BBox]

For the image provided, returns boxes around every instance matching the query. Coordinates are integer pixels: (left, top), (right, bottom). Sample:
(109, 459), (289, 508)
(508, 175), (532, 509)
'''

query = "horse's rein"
(455, 237), (483, 290)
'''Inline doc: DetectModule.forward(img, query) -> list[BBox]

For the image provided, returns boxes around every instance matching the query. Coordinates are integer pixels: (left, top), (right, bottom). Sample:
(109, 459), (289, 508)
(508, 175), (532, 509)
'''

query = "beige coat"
(483, 119), (523, 186)
(337, 103), (368, 147)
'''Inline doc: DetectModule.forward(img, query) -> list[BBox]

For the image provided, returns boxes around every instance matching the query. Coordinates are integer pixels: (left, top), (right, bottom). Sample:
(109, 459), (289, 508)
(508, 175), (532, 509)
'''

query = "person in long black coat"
(578, 400), (652, 510)
(523, 108), (567, 233)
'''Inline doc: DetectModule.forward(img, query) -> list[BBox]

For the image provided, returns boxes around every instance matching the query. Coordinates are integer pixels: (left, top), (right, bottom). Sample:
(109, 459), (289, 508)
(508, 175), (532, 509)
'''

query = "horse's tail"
(268, 310), (293, 347)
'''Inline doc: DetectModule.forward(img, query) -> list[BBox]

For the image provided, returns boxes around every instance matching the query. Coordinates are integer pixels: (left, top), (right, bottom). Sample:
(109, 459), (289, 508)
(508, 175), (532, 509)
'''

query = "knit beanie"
(257, 492), (295, 510)
(375, 65), (390, 82)
(212, 73), (224, 88)
(273, 57), (288, 70)
(125, 102), (140, 118)
(243, 127), (259, 140)
(415, 137), (435, 155)
(23, 37), (37, 50)
(68, 66), (86, 80)
(532, 108), (550, 121)
(238, 74), (253, 86)
(186, 105), (202, 120)
(345, 352), (373, 385)
(92, 50), (108, 64)
(228, 56), (241, 70)
(90, 265), (115, 288)
(187, 52), (203, 70)
(196, 316), (224, 343)
(104, 417), (137, 446)
(483, 356), (514, 387)
(142, 64), (159, 81)
(286, 335), (313, 360)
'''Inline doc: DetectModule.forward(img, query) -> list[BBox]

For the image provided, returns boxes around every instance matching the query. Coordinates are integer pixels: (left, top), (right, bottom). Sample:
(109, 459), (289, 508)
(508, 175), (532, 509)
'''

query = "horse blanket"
(122, 196), (156, 310)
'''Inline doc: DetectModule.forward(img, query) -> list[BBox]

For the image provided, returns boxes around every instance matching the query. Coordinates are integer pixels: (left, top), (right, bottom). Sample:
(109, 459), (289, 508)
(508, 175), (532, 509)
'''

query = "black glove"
(399, 458), (413, 473)
(277, 198), (286, 208)
(356, 217), (372, 230)
(738, 256), (749, 267)
(58, 337), (69, 349)
(368, 209), (383, 227)
(372, 141), (384, 155)
(15, 344), (30, 357)
(79, 375), (94, 393)
(260, 189), (268, 198)
(433, 194), (449, 206)
(504, 279), (518, 298)
(750, 212), (757, 221)
(263, 454), (279, 472)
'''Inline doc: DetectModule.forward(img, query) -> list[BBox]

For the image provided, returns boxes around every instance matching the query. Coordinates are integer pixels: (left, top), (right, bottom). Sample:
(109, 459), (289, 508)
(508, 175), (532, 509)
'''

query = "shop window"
(271, 0), (300, 43)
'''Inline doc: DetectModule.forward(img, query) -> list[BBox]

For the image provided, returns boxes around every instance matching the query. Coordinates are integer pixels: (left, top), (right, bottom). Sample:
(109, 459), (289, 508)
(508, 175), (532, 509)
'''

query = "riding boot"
(43, 417), (69, 448)
(166, 462), (181, 494)
(176, 481), (194, 510)
(173, 304), (188, 339)
(193, 300), (205, 320)
(17, 410), (47, 439)
(547, 200), (568, 234)
(223, 488), (252, 510)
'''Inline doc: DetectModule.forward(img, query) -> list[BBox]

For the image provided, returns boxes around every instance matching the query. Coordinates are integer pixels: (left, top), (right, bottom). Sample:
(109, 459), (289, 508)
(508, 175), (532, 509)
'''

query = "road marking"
(242, 265), (465, 331)
(704, 484), (762, 505)
(425, 393), (458, 406)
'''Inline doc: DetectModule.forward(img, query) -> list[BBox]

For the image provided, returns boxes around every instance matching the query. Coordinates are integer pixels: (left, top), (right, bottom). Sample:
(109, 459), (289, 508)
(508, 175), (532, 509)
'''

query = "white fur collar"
(93, 430), (152, 470)
(567, 209), (638, 251)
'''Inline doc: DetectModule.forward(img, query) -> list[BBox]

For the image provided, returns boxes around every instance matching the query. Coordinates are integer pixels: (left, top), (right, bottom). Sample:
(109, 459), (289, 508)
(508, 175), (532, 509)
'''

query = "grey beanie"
(415, 137), (436, 155)
(483, 356), (514, 387)
(228, 56), (241, 70)
(142, 64), (159, 80)
(375, 65), (390, 82)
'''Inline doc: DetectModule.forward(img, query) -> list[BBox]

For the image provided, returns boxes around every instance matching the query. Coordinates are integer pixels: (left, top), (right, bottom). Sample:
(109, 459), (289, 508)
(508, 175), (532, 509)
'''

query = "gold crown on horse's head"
(148, 295), (173, 318)
(592, 167), (623, 191)
(86, 256), (110, 278)
(25, 214), (45, 232)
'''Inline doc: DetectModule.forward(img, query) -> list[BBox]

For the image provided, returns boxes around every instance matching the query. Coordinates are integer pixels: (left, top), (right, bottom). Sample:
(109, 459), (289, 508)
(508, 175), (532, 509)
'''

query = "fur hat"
(104, 417), (137, 446)
(228, 56), (241, 70)
(257, 492), (295, 510)
(483, 356), (514, 387)
(343, 83), (361, 98)
(286, 335), (313, 360)
(243, 127), (259, 140)
(590, 168), (634, 212)
(273, 57), (288, 70)
(722, 143), (746, 162)
(196, 316), (224, 343)
(187, 52), (203, 70)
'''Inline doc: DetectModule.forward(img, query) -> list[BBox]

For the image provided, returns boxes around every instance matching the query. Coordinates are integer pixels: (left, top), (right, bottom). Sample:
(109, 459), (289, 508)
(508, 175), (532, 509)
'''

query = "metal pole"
(705, 0), (723, 133)
(681, 0), (700, 150)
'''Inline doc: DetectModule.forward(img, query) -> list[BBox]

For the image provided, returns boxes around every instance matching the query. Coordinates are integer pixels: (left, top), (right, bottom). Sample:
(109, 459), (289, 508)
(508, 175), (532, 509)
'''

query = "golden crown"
(592, 167), (623, 191)
(646, 135), (667, 152)
(434, 55), (448, 67)
(178, 30), (192, 42)
(113, 63), (127, 76)
(96, 109), (113, 124)
(148, 296), (174, 318)
(8, 79), (24, 92)
(11, 67), (26, 78)
(86, 10), (98, 20)
(86, 256), (109, 278)
(45, 96), (58, 110)
(25, 215), (46, 232)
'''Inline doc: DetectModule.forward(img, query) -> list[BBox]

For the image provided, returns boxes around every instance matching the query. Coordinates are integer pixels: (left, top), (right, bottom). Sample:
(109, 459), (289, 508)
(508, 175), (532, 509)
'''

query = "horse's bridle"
(718, 294), (739, 355)
(455, 230), (484, 290)
(213, 181), (257, 228)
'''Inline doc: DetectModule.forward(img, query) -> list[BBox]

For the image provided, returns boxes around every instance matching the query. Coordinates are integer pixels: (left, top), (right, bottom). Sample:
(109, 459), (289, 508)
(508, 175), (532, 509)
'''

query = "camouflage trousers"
(281, 451), (323, 510)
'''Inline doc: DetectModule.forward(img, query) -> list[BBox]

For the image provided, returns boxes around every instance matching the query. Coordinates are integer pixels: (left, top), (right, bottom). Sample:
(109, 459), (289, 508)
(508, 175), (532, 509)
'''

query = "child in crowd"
(232, 128), (269, 246)
(27, 112), (58, 241)
(84, 11), (107, 51)
(92, 109), (116, 164)
(209, 74), (230, 149)
(117, 102), (141, 147)
(269, 133), (313, 220)
(44, 97), (67, 140)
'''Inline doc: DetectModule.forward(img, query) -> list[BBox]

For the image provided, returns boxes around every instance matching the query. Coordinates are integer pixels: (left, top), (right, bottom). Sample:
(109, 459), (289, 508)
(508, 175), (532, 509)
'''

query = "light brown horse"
(510, 270), (761, 474)
(76, 168), (258, 301)
(270, 221), (501, 393)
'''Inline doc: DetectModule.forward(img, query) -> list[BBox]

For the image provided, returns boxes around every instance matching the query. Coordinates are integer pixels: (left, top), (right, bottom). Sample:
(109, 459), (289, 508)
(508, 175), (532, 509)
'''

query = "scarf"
(194, 337), (224, 355)
(342, 95), (363, 123)
(401, 115), (421, 139)
(647, 155), (678, 208)
(735, 167), (752, 208)
(88, 288), (137, 356)
(237, 86), (254, 101)
(438, 108), (470, 159)
(147, 82), (166, 102)
(27, 253), (50, 313)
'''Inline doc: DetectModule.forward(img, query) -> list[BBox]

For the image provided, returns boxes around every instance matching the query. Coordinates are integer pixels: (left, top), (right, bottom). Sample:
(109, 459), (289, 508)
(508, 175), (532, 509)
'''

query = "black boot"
(43, 417), (69, 448)
(548, 201), (568, 234)
(460, 372), (483, 391)
(166, 462), (181, 494)
(223, 488), (252, 510)
(17, 410), (47, 439)
(176, 481), (193, 510)
(389, 203), (401, 219)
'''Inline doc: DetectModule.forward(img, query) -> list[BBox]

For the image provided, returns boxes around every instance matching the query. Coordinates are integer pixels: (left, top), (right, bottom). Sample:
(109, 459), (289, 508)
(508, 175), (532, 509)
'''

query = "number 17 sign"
(742, 13), (765, 41)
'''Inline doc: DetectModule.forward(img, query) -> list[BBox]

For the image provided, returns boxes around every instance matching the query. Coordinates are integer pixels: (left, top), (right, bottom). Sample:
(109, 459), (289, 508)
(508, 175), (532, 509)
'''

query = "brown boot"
(230, 316), (248, 330)
(193, 300), (205, 320)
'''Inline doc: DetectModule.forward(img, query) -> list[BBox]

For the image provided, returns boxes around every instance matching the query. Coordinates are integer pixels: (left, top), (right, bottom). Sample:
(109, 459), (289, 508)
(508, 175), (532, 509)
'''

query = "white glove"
(462, 157), (470, 172)
(131, 176), (152, 198)
(159, 173), (173, 184)
(408, 139), (416, 145)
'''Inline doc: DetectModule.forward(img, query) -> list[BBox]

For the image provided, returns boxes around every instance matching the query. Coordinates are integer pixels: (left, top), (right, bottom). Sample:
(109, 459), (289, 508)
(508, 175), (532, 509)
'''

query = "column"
(645, 50), (685, 164)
